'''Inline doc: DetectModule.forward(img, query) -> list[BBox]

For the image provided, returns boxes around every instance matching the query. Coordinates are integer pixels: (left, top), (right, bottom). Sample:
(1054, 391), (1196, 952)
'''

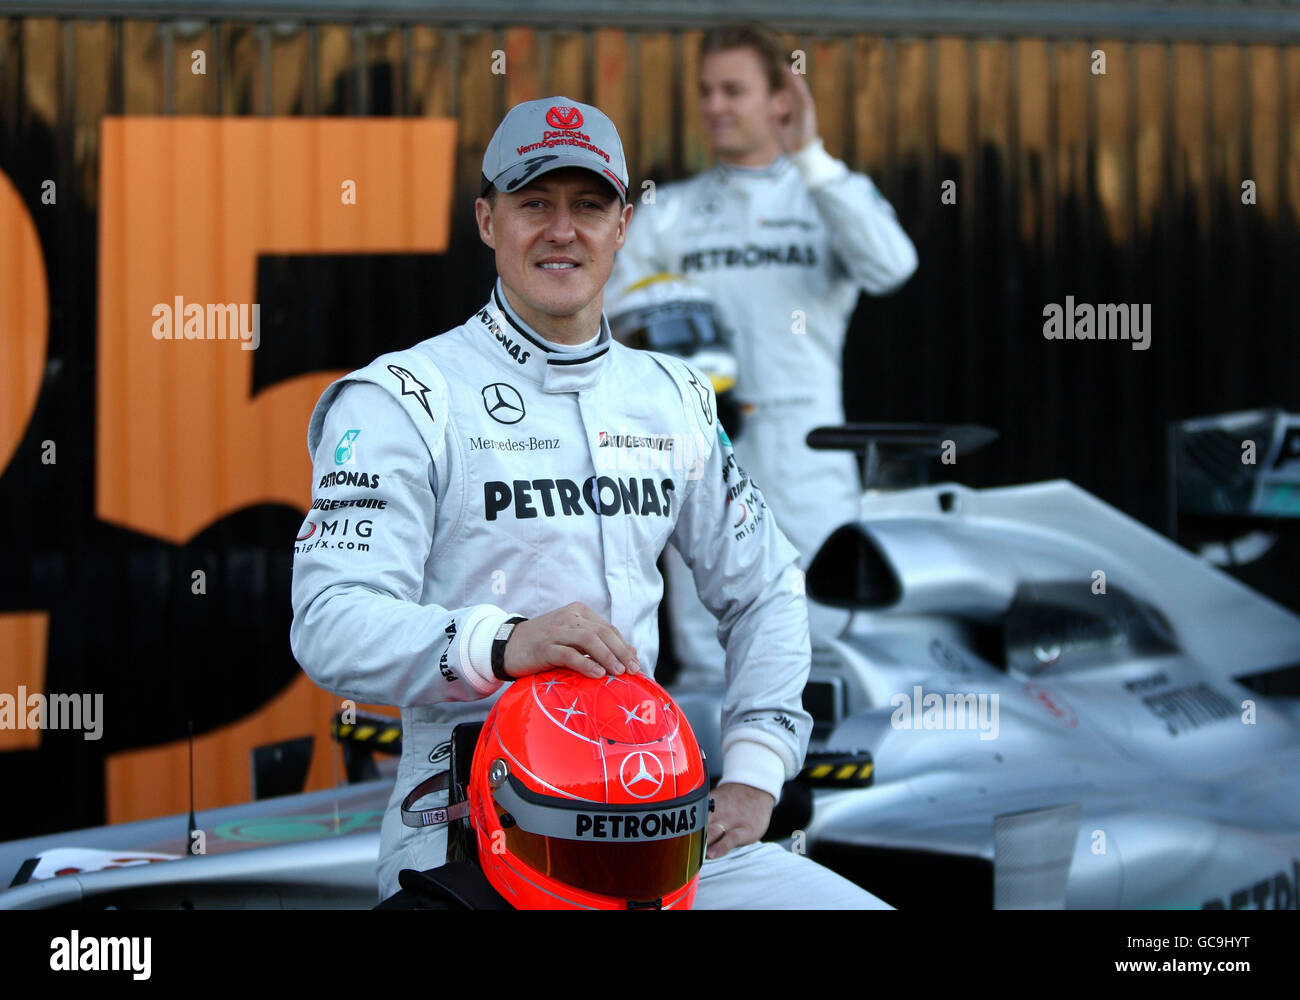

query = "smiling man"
(290, 96), (888, 909)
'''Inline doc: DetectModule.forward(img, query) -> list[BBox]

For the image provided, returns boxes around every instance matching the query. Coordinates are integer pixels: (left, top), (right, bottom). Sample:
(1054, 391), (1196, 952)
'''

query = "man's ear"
(474, 196), (496, 250)
(771, 86), (792, 127)
(615, 200), (634, 249)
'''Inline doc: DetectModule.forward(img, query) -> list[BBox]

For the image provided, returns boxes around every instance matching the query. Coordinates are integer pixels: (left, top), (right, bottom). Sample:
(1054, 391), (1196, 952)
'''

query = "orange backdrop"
(96, 117), (455, 822)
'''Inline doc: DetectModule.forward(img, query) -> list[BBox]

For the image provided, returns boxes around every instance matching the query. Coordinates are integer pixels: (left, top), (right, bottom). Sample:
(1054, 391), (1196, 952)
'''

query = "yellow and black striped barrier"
(332, 712), (403, 756)
(798, 751), (874, 788)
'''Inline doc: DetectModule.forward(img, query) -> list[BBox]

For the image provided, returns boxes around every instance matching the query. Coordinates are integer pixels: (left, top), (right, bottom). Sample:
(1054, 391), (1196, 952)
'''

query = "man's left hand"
(706, 782), (776, 860)
(775, 64), (819, 154)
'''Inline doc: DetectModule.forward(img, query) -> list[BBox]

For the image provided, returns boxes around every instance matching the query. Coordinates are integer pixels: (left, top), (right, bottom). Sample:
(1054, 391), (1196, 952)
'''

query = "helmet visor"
(611, 301), (725, 355)
(494, 776), (709, 902)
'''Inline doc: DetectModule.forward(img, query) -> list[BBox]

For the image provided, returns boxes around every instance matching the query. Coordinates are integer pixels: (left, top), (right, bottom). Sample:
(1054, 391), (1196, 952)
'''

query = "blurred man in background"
(609, 24), (918, 685)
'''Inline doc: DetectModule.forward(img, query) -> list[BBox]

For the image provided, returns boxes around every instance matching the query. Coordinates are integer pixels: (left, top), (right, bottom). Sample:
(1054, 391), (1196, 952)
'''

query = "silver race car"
(786, 425), (1300, 910)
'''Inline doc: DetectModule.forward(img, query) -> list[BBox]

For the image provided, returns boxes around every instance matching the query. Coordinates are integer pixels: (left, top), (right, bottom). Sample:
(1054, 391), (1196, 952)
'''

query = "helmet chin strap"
(400, 770), (473, 829)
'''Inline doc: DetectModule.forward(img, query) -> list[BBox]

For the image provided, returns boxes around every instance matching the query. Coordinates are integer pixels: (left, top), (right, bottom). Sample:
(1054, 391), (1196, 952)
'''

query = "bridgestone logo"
(599, 432), (674, 450)
(311, 497), (389, 511)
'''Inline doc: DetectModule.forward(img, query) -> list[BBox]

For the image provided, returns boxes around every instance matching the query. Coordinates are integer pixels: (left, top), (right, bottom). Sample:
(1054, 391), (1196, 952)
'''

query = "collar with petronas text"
(471, 283), (612, 393)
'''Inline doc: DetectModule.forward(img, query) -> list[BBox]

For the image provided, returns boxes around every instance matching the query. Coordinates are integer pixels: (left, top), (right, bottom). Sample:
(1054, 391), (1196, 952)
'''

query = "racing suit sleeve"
(789, 138), (918, 294)
(290, 380), (517, 705)
(606, 192), (671, 302)
(667, 371), (813, 801)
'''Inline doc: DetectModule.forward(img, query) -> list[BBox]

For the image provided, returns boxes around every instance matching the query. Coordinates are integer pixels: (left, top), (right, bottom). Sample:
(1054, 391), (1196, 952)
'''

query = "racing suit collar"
(715, 155), (793, 183)
(474, 280), (612, 393)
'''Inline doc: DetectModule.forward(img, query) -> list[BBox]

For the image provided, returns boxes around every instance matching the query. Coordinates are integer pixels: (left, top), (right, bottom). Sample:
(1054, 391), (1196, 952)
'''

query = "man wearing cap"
(607, 26), (918, 686)
(290, 97), (890, 909)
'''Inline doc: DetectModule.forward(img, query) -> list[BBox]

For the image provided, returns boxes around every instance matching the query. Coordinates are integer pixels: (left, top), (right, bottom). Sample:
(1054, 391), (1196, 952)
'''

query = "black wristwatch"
(491, 616), (528, 682)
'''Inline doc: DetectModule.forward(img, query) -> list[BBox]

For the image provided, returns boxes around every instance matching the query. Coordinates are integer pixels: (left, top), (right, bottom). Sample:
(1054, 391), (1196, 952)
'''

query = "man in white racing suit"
(290, 95), (889, 909)
(607, 26), (918, 684)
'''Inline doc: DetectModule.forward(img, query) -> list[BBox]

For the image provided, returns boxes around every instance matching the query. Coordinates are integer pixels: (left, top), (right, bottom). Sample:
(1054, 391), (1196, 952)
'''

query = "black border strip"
(504, 771), (707, 814)
(548, 346), (609, 366)
(7, 3), (1300, 43)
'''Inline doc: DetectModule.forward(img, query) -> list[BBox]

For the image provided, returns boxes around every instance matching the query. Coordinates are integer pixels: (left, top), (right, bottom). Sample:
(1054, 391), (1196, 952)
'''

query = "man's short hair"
(700, 24), (786, 93)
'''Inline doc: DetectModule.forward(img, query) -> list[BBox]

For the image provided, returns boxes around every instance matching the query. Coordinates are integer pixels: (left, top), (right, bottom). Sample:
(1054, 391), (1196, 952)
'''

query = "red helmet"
(468, 669), (709, 909)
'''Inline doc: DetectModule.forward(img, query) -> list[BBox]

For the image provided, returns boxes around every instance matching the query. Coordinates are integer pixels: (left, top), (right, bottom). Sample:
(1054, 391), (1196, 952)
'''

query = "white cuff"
(788, 137), (847, 189)
(457, 605), (514, 696)
(719, 740), (788, 802)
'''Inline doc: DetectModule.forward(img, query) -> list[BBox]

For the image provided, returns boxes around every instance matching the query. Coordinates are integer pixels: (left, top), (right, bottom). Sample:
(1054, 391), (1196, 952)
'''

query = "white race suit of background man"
(608, 26), (918, 685)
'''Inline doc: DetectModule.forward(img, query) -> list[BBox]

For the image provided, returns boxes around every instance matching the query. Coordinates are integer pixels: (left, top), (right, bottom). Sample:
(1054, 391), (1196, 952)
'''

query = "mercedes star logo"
(619, 751), (665, 798)
(482, 382), (526, 424)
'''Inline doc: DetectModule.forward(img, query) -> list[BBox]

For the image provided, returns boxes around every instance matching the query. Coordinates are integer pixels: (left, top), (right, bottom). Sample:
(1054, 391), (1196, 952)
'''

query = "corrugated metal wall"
(1, 10), (1298, 835)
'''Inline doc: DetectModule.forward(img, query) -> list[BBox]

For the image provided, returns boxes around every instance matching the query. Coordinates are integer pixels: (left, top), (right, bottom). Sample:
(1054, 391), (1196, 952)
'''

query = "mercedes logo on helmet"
(619, 751), (665, 799)
(482, 383), (526, 425)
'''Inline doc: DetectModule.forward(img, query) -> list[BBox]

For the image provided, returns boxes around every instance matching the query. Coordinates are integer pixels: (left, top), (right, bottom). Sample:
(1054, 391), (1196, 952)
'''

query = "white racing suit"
(608, 142), (918, 684)
(290, 283), (888, 908)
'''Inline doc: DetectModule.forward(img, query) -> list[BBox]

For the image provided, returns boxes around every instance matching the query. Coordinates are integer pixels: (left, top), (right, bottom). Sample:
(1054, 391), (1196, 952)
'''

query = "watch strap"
(491, 616), (528, 682)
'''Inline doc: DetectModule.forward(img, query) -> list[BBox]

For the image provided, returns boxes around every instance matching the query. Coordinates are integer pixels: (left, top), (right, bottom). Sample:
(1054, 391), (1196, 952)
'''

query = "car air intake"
(806, 524), (902, 610)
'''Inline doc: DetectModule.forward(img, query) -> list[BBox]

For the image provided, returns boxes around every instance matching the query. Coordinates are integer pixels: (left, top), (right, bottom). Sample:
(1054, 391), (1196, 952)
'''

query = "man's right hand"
(502, 602), (641, 680)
